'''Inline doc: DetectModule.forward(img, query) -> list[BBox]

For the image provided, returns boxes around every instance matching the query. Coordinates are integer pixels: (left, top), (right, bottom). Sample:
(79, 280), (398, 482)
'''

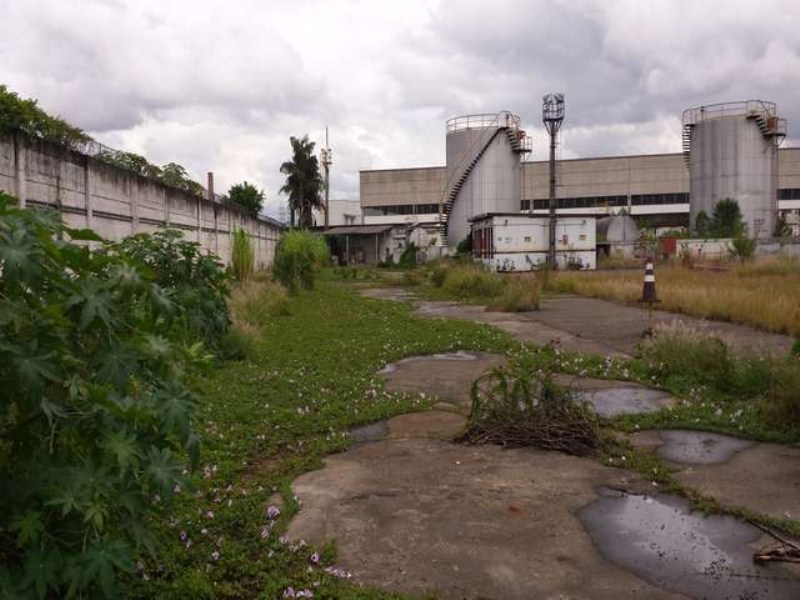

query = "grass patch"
(126, 279), (514, 598)
(550, 258), (800, 336)
(405, 260), (542, 311)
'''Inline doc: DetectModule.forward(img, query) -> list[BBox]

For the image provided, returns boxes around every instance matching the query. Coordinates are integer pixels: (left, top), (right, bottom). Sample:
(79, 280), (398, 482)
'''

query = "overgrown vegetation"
(0, 84), (90, 149)
(97, 152), (205, 196)
(402, 260), (542, 312)
(694, 198), (746, 238)
(457, 359), (600, 456)
(273, 230), (329, 292)
(231, 228), (255, 281)
(109, 230), (231, 351)
(125, 278), (514, 598)
(550, 258), (800, 336)
(0, 195), (228, 597)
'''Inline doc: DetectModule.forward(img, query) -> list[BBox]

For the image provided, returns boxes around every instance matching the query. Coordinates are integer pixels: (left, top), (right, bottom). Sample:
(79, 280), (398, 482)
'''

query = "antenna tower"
(320, 127), (332, 228)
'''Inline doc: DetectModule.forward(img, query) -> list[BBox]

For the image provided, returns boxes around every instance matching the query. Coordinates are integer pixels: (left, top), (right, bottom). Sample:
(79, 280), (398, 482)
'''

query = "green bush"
(273, 230), (329, 292)
(440, 264), (504, 299)
(231, 228), (255, 281)
(0, 195), (207, 597)
(398, 242), (418, 269)
(110, 229), (231, 350)
(729, 235), (756, 263)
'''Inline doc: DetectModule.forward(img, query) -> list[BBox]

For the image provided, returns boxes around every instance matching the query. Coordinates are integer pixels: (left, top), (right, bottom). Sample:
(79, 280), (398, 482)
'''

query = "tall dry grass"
(551, 257), (800, 336)
(230, 279), (289, 334)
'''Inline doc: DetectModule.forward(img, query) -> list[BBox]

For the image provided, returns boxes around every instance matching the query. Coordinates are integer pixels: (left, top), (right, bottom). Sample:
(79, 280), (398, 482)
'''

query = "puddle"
(579, 488), (800, 599)
(349, 420), (389, 443)
(377, 351), (479, 375)
(657, 430), (756, 465)
(580, 387), (671, 417)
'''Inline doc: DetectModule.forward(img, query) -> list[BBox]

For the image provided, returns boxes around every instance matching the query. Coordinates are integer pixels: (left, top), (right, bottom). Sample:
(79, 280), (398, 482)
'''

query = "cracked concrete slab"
(287, 439), (681, 599)
(632, 431), (800, 520)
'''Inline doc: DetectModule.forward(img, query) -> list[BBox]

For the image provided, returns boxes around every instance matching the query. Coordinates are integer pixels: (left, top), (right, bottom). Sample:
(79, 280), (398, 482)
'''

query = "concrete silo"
(442, 111), (531, 247)
(682, 100), (787, 238)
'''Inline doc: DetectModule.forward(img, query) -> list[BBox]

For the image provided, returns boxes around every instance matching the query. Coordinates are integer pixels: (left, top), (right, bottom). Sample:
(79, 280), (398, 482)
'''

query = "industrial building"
(471, 214), (596, 271)
(360, 104), (800, 243)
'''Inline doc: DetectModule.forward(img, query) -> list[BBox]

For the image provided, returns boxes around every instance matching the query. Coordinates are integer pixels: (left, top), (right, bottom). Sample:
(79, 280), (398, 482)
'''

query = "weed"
(231, 228), (254, 281)
(439, 263), (504, 299)
(490, 276), (541, 312)
(458, 354), (600, 456)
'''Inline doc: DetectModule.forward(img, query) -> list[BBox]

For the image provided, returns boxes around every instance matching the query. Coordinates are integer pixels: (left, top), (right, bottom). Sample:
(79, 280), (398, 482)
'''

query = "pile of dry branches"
(456, 365), (600, 456)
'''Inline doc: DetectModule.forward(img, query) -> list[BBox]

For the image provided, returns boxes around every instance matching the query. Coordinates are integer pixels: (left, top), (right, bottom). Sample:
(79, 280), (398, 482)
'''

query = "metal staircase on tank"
(681, 100), (787, 171)
(438, 115), (531, 245)
(681, 124), (694, 168)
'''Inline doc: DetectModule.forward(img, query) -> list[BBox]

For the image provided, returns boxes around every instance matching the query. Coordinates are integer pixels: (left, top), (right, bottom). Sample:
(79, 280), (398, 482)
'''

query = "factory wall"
(360, 148), (800, 219)
(0, 131), (281, 268)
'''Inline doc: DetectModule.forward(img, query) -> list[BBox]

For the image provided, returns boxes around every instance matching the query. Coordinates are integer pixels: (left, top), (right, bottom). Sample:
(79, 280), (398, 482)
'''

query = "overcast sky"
(2, 0), (799, 217)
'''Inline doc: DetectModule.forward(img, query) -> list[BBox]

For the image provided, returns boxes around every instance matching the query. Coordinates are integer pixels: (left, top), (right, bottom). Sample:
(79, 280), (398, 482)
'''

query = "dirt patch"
(287, 439), (679, 599)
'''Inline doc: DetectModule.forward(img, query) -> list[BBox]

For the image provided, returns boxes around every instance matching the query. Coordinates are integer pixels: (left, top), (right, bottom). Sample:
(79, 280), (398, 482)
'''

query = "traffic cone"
(641, 259), (658, 304)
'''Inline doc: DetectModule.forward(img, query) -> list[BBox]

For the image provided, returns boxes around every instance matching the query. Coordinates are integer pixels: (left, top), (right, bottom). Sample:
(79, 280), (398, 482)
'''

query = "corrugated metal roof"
(321, 224), (396, 236)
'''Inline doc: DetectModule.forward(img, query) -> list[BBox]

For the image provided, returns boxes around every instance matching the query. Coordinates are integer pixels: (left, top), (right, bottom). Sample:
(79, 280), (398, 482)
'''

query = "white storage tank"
(443, 112), (531, 247)
(683, 101), (787, 239)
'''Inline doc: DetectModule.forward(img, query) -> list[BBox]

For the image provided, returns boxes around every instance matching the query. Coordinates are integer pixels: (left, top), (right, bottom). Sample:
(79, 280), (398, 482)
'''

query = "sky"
(2, 0), (799, 218)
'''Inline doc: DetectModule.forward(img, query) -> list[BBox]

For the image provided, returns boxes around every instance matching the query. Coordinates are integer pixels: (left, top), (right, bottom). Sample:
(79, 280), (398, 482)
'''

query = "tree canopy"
(227, 181), (265, 217)
(279, 135), (323, 229)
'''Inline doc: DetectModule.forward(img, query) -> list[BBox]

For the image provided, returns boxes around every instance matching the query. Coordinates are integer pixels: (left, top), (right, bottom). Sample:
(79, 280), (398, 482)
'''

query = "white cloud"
(1, 0), (798, 217)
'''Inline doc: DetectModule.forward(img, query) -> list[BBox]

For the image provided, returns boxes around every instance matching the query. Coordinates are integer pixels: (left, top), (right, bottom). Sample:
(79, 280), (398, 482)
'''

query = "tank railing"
(446, 111), (521, 133)
(682, 100), (778, 127)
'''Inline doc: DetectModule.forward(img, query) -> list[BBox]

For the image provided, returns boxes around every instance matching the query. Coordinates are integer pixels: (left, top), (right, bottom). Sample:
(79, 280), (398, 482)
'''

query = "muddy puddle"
(377, 351), (479, 375)
(656, 430), (756, 465)
(579, 487), (800, 599)
(579, 387), (673, 418)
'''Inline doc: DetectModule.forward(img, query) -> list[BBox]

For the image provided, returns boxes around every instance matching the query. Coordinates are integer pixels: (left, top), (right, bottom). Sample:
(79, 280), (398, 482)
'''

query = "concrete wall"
(0, 132), (281, 268)
(360, 166), (446, 208)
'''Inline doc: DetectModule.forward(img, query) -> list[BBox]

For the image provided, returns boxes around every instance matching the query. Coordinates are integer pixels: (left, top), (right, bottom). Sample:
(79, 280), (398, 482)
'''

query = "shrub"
(398, 242), (418, 269)
(273, 230), (329, 292)
(110, 229), (231, 350)
(0, 195), (206, 597)
(729, 235), (756, 263)
(492, 276), (541, 312)
(760, 364), (800, 429)
(230, 280), (290, 329)
(231, 228), (255, 281)
(440, 264), (504, 299)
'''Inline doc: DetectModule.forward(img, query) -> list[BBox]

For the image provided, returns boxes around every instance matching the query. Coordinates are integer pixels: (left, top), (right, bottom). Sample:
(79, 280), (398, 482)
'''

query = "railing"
(446, 111), (521, 133)
(681, 100), (778, 127)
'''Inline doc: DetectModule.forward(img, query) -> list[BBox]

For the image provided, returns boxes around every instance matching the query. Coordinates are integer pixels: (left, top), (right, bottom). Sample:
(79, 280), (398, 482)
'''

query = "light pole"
(542, 93), (565, 269)
(320, 126), (332, 228)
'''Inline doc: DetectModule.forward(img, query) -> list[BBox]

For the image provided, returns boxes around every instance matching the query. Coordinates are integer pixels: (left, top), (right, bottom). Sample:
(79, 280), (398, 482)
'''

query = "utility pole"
(321, 126), (332, 228)
(542, 93), (565, 269)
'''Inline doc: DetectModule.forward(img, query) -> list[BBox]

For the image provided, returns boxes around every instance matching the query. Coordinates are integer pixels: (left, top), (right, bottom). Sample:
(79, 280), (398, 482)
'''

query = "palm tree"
(279, 135), (323, 229)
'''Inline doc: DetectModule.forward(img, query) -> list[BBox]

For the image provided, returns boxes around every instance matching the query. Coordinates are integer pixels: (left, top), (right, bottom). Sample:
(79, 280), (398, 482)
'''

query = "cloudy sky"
(2, 0), (799, 217)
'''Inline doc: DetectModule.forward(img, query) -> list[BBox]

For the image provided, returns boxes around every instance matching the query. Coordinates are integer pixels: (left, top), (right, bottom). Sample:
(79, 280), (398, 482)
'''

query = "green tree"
(0, 84), (91, 149)
(279, 135), (323, 229)
(710, 198), (745, 238)
(159, 163), (204, 196)
(694, 210), (712, 237)
(227, 181), (265, 217)
(774, 213), (792, 238)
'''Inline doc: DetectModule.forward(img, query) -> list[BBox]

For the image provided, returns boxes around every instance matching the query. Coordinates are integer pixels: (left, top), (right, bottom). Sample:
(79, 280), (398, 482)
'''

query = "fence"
(0, 130), (282, 268)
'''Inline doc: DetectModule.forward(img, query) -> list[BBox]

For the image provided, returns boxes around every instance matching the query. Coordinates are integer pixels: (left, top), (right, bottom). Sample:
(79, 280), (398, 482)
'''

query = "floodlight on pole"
(320, 126), (332, 228)
(542, 93), (565, 269)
